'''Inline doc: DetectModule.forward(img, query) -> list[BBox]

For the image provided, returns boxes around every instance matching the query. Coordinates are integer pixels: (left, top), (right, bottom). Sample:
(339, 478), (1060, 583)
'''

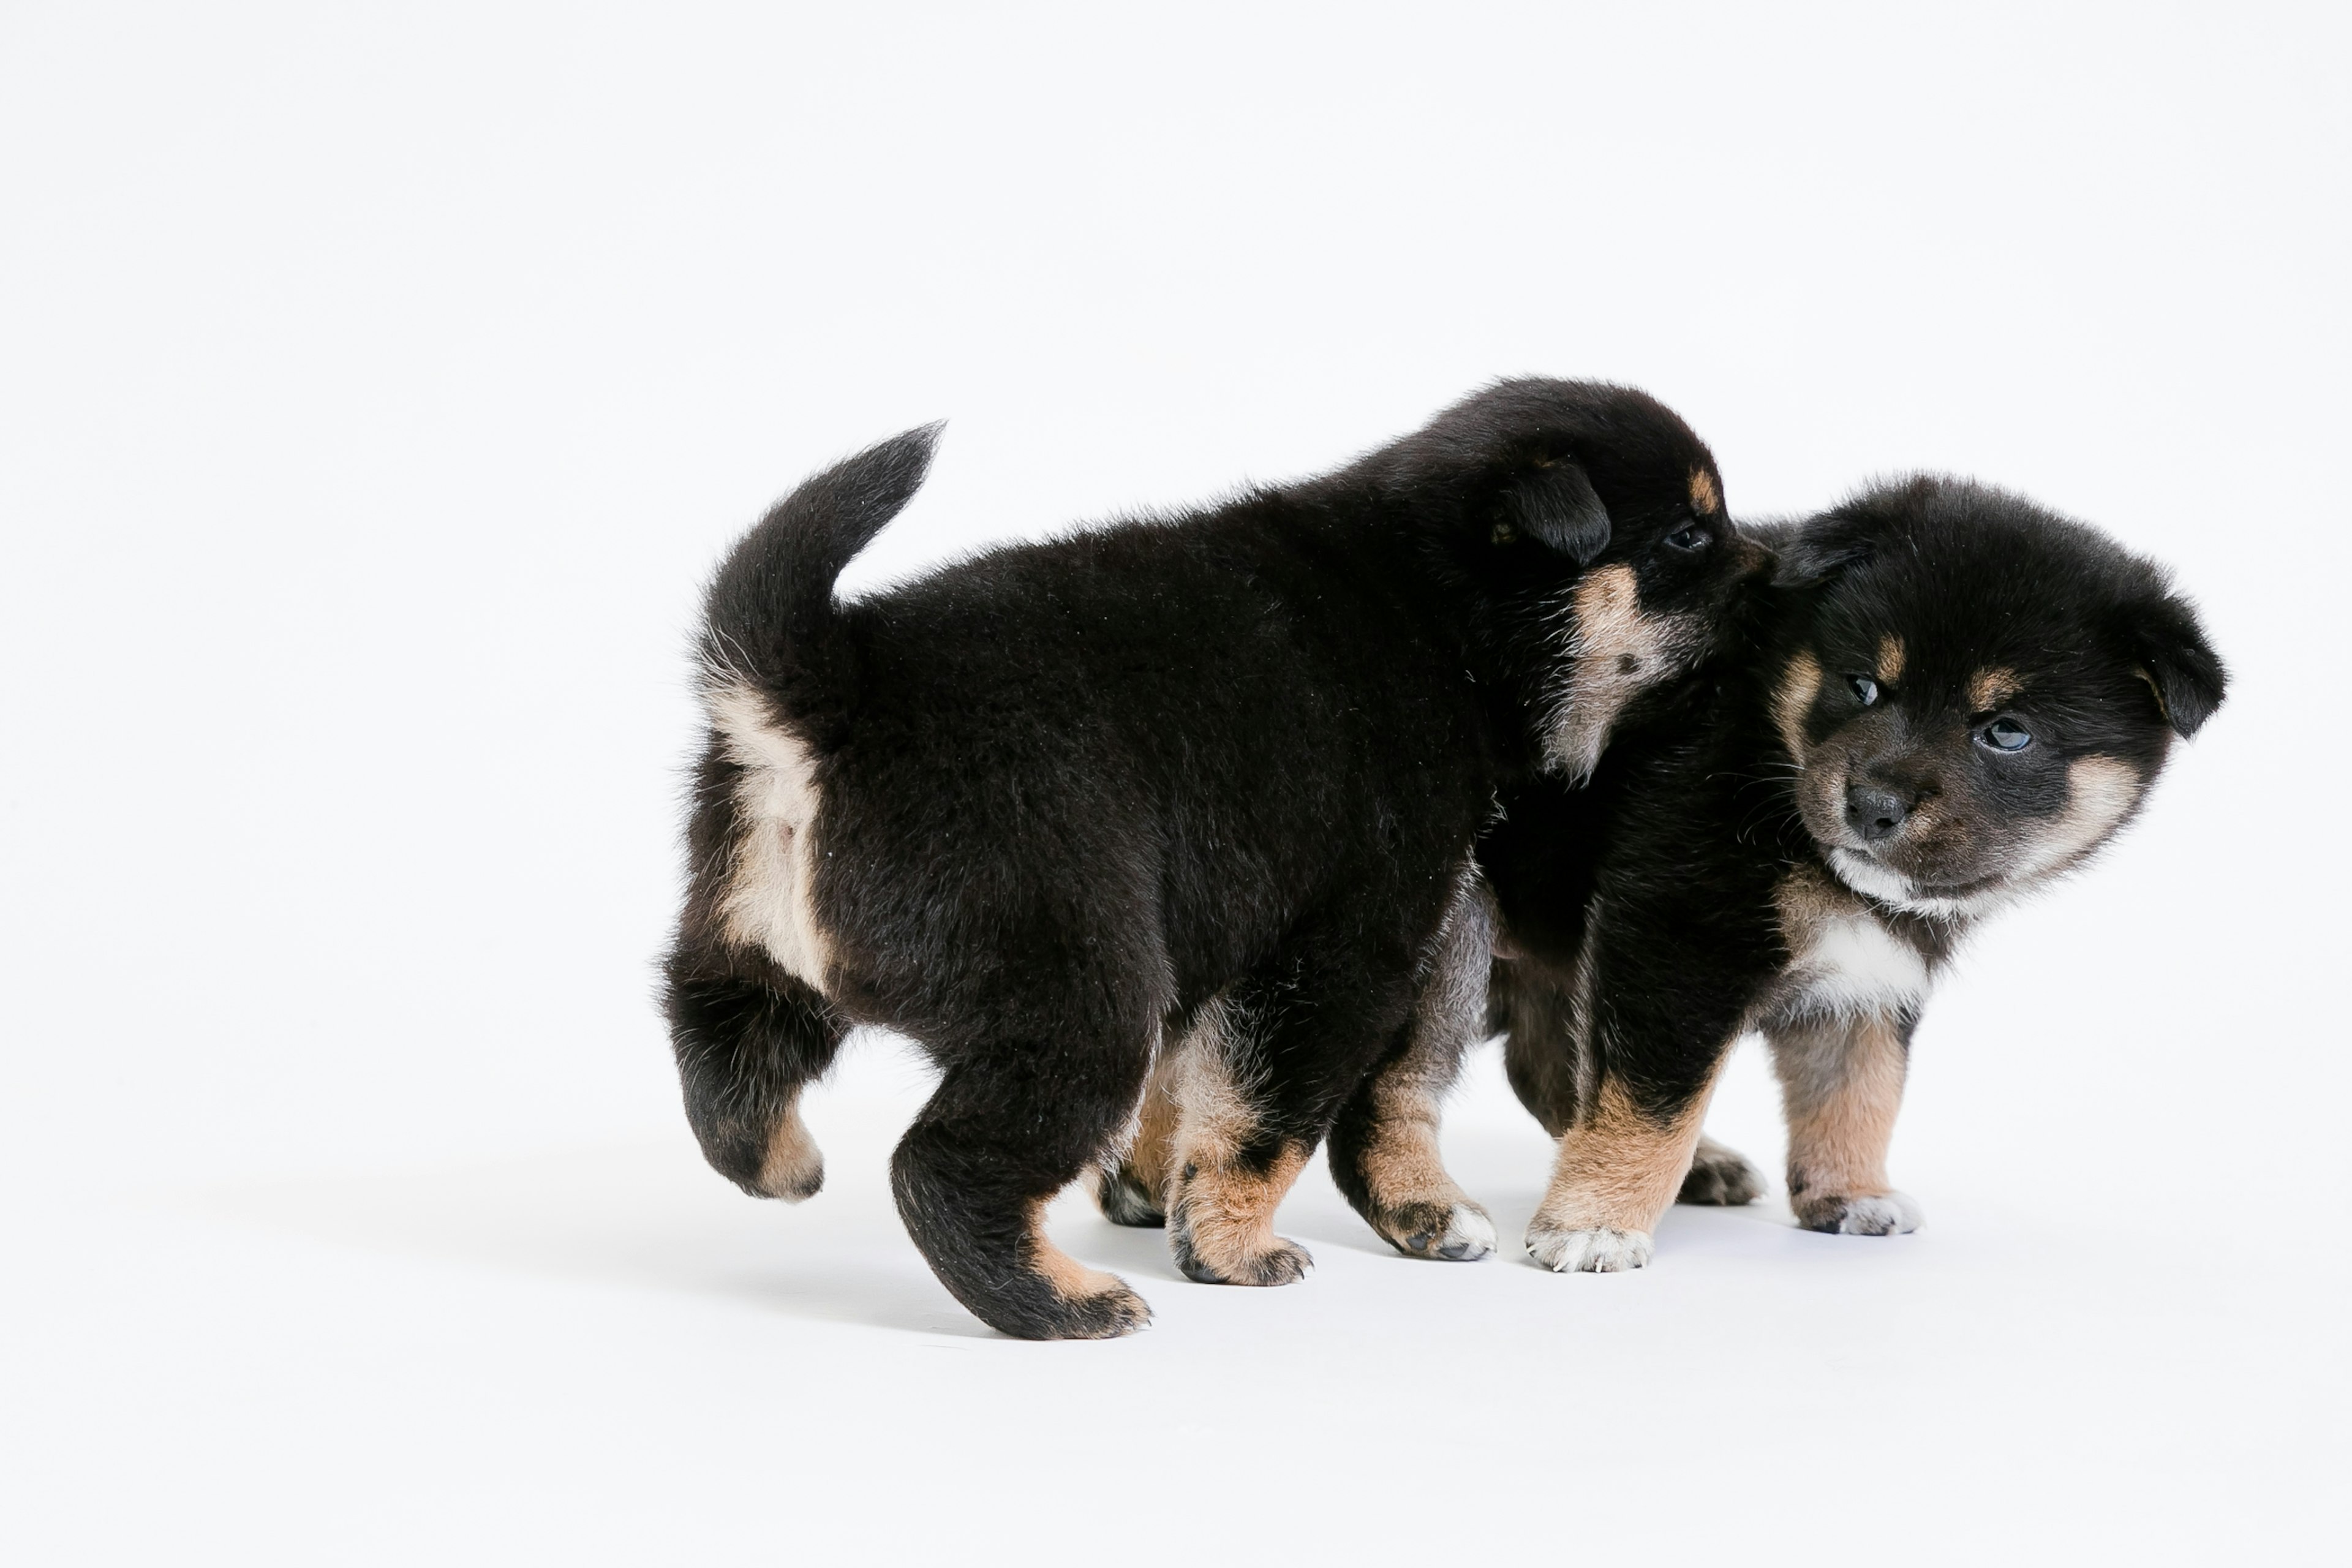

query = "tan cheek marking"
(1547, 563), (1700, 780)
(2011, 755), (2145, 881)
(1023, 1198), (1128, 1303)
(1773, 649), (1823, 761)
(1876, 635), (1906, 684)
(1967, 667), (2022, 711)
(1689, 469), (1721, 514)
(1528, 1068), (1725, 1238)
(1770, 1012), (1908, 1213)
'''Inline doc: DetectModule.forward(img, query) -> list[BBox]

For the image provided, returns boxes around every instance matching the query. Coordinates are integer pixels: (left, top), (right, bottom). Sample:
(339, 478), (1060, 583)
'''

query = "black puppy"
(1344, 476), (2225, 1270)
(663, 380), (1760, 1337)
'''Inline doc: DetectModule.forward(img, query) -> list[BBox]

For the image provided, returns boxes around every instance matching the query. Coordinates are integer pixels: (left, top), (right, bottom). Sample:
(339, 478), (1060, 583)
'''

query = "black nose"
(1846, 784), (1911, 842)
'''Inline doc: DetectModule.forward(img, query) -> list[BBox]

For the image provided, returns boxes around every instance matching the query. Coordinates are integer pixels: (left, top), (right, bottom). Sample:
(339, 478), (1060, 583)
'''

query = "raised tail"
(700, 421), (941, 733)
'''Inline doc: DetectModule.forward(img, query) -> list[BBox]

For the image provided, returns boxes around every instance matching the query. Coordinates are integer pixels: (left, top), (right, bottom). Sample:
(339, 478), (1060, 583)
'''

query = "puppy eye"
(1664, 525), (1710, 552)
(1978, 717), (2033, 752)
(1848, 674), (1880, 706)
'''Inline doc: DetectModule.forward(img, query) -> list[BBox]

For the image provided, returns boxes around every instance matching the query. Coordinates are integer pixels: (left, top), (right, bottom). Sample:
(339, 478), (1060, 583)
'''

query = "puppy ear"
(1506, 461), (1612, 564)
(1772, 515), (1877, 588)
(2126, 592), (2227, 738)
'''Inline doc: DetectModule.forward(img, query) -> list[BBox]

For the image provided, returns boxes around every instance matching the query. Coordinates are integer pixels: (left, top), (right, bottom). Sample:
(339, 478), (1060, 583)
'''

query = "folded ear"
(1506, 461), (1612, 564)
(2127, 592), (2227, 738)
(1771, 513), (1878, 588)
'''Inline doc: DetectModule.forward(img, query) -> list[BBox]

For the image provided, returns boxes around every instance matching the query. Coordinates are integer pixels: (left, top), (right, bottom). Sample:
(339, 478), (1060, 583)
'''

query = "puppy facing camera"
(1442, 477), (2226, 1267)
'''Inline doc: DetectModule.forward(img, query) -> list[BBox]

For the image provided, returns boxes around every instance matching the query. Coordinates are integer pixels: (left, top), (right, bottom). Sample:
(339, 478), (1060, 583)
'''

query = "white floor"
(13, 1017), (2341, 1567)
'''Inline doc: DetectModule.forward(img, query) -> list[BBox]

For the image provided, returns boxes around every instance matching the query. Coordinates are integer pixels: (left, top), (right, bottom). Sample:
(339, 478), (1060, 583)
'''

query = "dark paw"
(1091, 1161), (1166, 1227)
(1373, 1199), (1496, 1262)
(1793, 1191), (1921, 1236)
(1053, 1281), (1155, 1339)
(979, 1270), (1155, 1341)
(1677, 1142), (1765, 1207)
(1167, 1218), (1314, 1287)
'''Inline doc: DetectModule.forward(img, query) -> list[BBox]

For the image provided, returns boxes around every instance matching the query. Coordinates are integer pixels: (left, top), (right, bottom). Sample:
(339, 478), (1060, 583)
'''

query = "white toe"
(1525, 1224), (1654, 1273)
(1446, 1205), (1498, 1259)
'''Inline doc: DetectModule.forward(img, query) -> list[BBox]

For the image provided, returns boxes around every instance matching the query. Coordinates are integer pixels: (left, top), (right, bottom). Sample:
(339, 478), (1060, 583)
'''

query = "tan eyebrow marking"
(1967, 668), (2022, 711)
(1689, 469), (1721, 514)
(1875, 635), (1905, 684)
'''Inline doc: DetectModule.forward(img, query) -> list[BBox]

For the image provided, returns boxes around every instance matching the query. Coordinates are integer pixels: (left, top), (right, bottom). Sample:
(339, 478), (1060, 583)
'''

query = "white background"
(4, 4), (2346, 1563)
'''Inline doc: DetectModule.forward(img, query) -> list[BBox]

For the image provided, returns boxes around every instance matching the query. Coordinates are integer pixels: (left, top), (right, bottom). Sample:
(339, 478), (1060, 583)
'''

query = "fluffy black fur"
(662, 380), (1758, 1337)
(1466, 477), (2226, 1265)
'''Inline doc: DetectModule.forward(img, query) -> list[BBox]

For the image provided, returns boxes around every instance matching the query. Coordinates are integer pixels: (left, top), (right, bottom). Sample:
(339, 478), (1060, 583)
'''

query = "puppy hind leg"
(663, 963), (845, 1201)
(1328, 881), (1498, 1261)
(1167, 936), (1424, 1287)
(1677, 1134), (1767, 1207)
(1090, 1050), (1181, 1228)
(893, 1042), (1155, 1340)
(1162, 997), (1316, 1287)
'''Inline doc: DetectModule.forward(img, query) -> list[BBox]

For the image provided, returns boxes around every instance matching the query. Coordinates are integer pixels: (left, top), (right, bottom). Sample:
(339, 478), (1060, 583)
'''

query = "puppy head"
(1771, 476), (2226, 918)
(1385, 378), (1770, 778)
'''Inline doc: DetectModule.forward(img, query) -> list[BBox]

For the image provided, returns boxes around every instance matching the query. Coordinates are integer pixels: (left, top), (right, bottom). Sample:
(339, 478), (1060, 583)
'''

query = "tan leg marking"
(1123, 1052), (1185, 1205)
(1169, 1142), (1312, 1286)
(1689, 468), (1721, 514)
(1164, 1004), (1314, 1286)
(1966, 666), (2022, 712)
(1545, 564), (1705, 781)
(1525, 1066), (1724, 1271)
(1351, 872), (1496, 1258)
(1876, 634), (1906, 684)
(1773, 649), (1822, 762)
(1023, 1198), (1129, 1300)
(755, 1095), (824, 1202)
(1534, 1077), (1717, 1234)
(1770, 1011), (1918, 1235)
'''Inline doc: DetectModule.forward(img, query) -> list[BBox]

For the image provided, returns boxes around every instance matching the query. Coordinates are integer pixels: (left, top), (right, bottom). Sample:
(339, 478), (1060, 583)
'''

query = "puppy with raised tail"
(663, 381), (1763, 1336)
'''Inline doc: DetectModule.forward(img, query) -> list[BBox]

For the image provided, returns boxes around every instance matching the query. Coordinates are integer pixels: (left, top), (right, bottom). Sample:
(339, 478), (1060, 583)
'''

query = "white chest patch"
(1786, 908), (1931, 1018)
(707, 680), (835, 995)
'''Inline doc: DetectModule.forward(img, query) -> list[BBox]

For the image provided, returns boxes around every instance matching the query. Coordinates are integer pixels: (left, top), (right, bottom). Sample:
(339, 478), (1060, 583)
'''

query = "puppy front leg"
(1768, 1011), (1920, 1235)
(1524, 1069), (1724, 1272)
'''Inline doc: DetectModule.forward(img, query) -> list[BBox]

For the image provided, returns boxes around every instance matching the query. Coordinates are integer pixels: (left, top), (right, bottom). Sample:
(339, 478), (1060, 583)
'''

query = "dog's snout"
(1845, 783), (1912, 843)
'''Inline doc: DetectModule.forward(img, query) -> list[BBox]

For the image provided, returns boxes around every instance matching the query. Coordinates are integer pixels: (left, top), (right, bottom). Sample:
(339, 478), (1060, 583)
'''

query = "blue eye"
(1848, 675), (1879, 706)
(1978, 718), (2032, 752)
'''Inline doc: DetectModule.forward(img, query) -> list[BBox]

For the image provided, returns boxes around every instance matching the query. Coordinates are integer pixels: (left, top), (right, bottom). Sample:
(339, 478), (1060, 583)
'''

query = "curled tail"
(701, 421), (941, 735)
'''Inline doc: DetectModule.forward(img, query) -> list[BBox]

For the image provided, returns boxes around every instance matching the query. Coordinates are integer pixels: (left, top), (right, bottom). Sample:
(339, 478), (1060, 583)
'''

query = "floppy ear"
(2127, 592), (2227, 737)
(1506, 461), (1612, 565)
(1771, 514), (1878, 587)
